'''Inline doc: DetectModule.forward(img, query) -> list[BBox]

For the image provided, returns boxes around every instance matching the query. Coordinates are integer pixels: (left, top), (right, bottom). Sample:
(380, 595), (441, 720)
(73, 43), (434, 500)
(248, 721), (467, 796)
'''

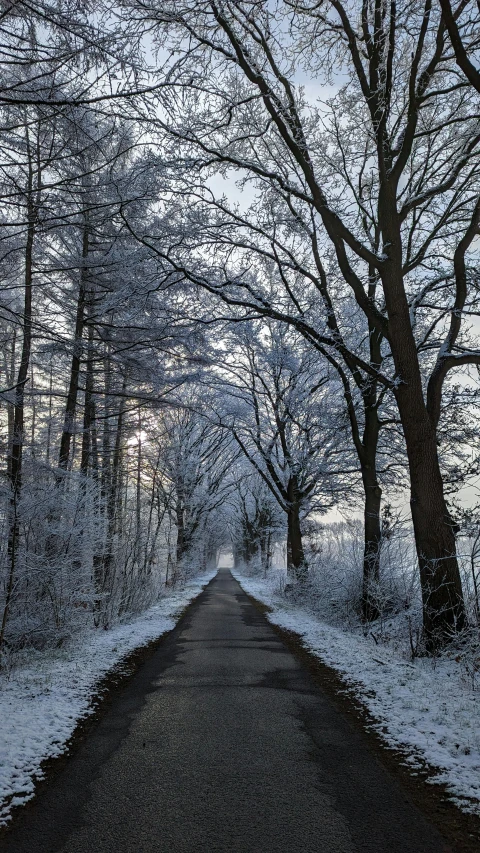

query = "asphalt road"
(3, 569), (451, 853)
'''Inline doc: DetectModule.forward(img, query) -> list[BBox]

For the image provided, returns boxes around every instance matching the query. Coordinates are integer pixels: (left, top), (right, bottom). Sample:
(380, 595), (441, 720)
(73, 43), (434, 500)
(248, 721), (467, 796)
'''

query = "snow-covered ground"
(233, 568), (480, 816)
(0, 569), (217, 827)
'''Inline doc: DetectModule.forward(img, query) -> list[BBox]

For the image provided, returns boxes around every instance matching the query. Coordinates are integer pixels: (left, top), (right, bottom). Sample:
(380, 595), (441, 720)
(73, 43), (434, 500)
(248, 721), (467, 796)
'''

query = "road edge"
(242, 586), (480, 853)
(0, 571), (217, 837)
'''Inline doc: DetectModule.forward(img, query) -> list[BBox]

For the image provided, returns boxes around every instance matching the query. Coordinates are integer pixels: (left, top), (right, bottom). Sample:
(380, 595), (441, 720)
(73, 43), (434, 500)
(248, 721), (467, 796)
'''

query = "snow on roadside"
(0, 570), (217, 826)
(233, 569), (480, 816)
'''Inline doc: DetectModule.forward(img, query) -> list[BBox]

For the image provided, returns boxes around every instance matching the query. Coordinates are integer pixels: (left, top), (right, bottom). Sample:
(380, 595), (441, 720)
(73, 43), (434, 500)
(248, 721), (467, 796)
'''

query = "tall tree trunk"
(286, 475), (307, 581)
(176, 495), (185, 566)
(359, 386), (382, 622)
(232, 543), (243, 569)
(331, 330), (384, 621)
(94, 350), (111, 591)
(143, 451), (162, 576)
(1, 181), (35, 659)
(380, 193), (465, 647)
(361, 469), (382, 621)
(98, 376), (127, 626)
(5, 329), (16, 479)
(30, 364), (36, 457)
(79, 296), (99, 595)
(135, 408), (142, 569)
(100, 349), (112, 502)
(8, 196), (34, 520)
(259, 526), (272, 576)
(397, 389), (464, 646)
(80, 290), (96, 476)
(46, 356), (53, 465)
(58, 217), (89, 470)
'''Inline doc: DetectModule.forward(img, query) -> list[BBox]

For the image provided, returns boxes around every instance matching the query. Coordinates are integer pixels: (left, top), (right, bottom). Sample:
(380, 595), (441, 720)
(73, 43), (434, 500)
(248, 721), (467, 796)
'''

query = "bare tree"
(437, 0), (480, 93)
(155, 404), (238, 580)
(212, 321), (341, 579)
(124, 0), (480, 646)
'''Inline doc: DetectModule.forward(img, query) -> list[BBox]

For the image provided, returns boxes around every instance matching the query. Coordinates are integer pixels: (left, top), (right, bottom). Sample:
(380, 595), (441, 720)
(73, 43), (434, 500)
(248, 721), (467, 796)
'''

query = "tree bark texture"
(380, 196), (465, 646)
(361, 474), (382, 622)
(58, 217), (89, 470)
(286, 476), (307, 581)
(2, 178), (35, 658)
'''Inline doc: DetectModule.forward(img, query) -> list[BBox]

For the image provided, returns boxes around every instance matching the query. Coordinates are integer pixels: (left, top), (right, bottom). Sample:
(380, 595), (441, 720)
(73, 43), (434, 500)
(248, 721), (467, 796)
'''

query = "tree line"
(1, 0), (480, 657)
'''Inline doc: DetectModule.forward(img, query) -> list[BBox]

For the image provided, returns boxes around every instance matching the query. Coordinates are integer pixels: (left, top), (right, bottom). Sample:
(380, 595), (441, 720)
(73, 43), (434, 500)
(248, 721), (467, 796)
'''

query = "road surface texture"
(3, 570), (451, 853)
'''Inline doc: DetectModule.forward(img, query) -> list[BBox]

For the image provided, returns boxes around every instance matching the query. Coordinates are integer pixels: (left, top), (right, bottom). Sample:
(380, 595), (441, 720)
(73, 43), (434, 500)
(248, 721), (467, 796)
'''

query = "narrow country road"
(4, 570), (450, 853)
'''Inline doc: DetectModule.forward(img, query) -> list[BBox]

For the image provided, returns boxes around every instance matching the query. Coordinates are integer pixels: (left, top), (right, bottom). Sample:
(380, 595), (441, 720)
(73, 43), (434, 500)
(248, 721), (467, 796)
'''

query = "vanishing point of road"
(3, 570), (451, 853)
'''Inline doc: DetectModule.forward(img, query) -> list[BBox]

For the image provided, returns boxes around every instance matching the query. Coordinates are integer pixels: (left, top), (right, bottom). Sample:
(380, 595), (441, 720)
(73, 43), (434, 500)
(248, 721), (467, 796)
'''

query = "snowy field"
(233, 569), (480, 816)
(0, 569), (217, 827)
